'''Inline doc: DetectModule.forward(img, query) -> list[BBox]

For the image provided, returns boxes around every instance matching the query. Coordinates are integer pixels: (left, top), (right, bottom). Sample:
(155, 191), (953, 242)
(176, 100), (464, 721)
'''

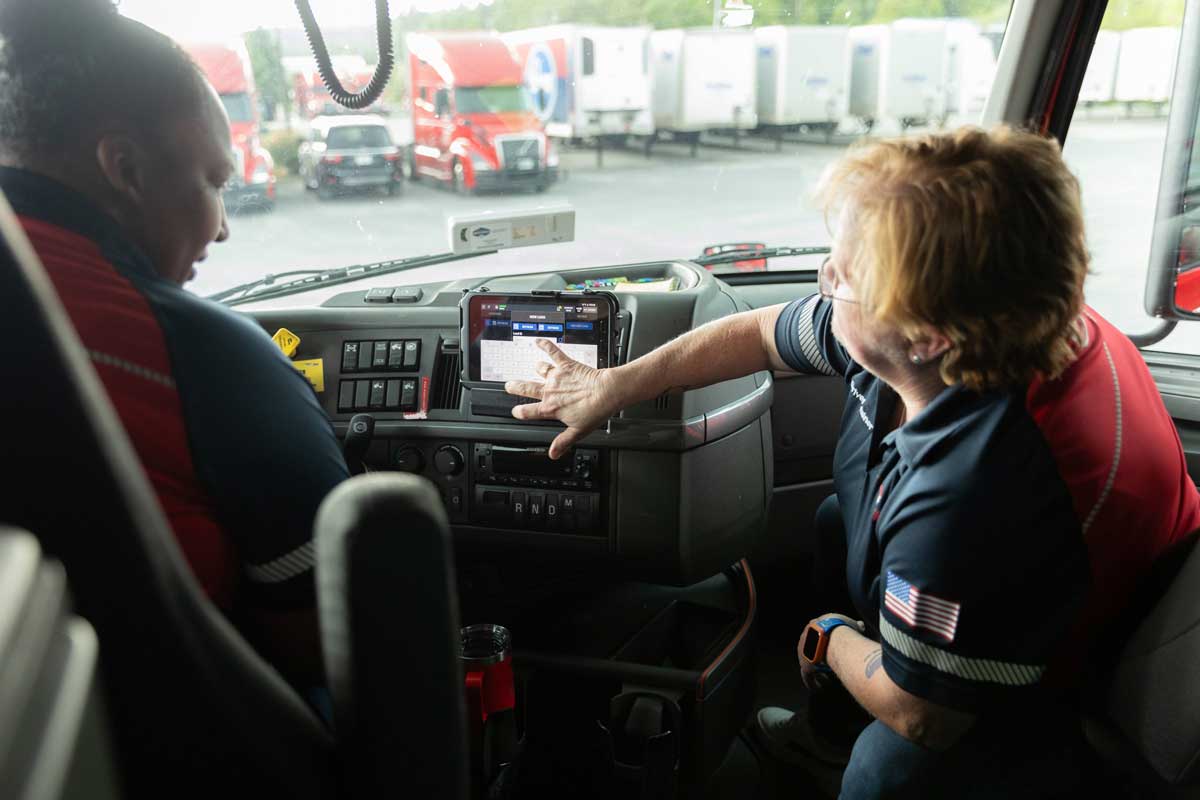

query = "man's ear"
(95, 133), (150, 208)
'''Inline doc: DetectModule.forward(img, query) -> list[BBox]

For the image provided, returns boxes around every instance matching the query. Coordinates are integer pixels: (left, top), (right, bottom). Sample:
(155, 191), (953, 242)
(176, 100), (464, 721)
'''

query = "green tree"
(1100, 0), (1185, 31)
(244, 28), (290, 122)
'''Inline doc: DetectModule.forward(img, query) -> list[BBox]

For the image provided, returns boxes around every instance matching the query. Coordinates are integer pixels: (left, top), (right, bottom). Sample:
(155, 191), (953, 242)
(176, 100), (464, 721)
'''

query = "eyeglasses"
(817, 257), (860, 304)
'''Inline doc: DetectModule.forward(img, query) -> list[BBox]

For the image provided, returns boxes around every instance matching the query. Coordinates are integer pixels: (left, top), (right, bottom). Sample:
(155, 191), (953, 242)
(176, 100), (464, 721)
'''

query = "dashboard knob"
(434, 445), (465, 476)
(393, 446), (424, 473)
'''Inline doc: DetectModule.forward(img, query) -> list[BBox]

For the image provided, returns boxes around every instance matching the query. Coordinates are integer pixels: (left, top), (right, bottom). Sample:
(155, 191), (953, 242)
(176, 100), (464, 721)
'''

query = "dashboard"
(247, 260), (774, 585)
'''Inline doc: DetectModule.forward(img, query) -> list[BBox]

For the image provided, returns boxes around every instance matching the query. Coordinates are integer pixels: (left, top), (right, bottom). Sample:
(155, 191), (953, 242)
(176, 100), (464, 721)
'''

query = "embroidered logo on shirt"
(884, 571), (961, 642)
(848, 381), (873, 431)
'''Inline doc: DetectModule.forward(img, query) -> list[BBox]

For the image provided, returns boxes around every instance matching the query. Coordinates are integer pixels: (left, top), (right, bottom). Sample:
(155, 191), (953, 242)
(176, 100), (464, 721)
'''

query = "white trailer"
(649, 28), (757, 134)
(849, 20), (951, 129)
(1114, 27), (1180, 107)
(1079, 30), (1120, 104)
(882, 19), (950, 127)
(944, 20), (996, 119)
(503, 25), (654, 141)
(754, 26), (850, 131)
(848, 25), (885, 123)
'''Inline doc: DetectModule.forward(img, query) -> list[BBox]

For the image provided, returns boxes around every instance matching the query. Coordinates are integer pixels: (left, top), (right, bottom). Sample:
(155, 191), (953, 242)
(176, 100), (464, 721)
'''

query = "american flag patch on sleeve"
(884, 571), (961, 642)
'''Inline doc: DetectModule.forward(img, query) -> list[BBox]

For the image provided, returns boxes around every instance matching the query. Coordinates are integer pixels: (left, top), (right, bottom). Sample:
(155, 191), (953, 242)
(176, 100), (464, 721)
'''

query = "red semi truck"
(406, 32), (558, 193)
(185, 42), (276, 211)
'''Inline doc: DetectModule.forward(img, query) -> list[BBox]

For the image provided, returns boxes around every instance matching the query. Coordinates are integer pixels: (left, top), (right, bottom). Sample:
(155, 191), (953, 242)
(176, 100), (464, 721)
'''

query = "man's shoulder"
(132, 278), (291, 368)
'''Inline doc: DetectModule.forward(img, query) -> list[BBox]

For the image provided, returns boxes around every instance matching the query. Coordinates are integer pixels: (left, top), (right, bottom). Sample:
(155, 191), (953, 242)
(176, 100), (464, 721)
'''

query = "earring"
(910, 354), (922, 364)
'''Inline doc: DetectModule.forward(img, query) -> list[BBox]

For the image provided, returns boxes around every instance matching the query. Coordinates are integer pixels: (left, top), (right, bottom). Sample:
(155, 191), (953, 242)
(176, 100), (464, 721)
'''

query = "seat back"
(0, 528), (121, 800)
(315, 472), (468, 800)
(1088, 531), (1200, 791)
(0, 191), (336, 796)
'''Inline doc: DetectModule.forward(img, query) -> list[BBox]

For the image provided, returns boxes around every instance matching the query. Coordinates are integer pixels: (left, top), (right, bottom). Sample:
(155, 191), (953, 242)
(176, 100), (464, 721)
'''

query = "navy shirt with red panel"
(776, 293), (1200, 712)
(2, 167), (350, 612)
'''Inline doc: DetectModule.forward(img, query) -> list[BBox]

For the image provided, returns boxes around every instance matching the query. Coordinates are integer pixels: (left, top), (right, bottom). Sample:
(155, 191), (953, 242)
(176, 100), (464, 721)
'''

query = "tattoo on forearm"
(864, 648), (883, 679)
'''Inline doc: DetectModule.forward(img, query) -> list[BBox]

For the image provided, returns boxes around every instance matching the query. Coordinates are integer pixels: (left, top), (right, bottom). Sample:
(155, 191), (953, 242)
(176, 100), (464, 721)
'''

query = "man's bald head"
(0, 0), (208, 165)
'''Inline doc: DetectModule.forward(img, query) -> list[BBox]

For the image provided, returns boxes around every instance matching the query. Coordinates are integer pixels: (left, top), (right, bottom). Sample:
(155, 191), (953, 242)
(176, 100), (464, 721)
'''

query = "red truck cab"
(406, 33), (558, 194)
(185, 42), (276, 211)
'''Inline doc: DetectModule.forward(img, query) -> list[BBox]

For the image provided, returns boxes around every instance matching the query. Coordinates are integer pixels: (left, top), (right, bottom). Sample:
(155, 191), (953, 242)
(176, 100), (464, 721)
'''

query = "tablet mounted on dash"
(460, 290), (619, 388)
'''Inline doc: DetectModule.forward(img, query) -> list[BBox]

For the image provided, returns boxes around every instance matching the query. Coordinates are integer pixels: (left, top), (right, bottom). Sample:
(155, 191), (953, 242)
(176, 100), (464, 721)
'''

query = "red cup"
(460, 624), (515, 728)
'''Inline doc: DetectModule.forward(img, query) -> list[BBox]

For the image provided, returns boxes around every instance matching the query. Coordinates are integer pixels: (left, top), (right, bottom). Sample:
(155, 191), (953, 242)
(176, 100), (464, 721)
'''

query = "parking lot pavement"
(193, 117), (1197, 352)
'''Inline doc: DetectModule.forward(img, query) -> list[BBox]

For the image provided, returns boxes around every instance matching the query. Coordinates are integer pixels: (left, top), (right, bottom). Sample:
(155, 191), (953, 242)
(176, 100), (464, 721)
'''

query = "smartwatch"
(800, 617), (854, 668)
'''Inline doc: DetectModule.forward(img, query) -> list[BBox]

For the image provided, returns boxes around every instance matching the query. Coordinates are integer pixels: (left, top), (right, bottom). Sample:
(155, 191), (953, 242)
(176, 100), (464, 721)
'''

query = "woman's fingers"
(504, 380), (545, 400)
(537, 338), (574, 367)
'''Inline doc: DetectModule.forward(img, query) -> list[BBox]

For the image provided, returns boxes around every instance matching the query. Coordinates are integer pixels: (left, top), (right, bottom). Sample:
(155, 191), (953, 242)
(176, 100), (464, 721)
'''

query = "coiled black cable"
(293, 0), (393, 110)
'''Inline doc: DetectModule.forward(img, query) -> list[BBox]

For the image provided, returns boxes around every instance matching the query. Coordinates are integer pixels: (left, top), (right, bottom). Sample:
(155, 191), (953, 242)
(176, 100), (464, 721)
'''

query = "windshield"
(326, 125), (393, 149)
(455, 85), (533, 115)
(220, 92), (254, 123)
(116, 0), (1159, 312)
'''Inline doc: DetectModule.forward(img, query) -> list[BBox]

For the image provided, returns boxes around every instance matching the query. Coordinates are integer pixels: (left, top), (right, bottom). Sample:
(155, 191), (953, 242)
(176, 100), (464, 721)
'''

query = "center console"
(247, 260), (773, 586)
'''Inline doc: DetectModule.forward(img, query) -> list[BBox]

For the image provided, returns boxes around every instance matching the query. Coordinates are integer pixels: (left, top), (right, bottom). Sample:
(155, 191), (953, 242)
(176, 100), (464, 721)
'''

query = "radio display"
(465, 293), (616, 384)
(491, 447), (573, 478)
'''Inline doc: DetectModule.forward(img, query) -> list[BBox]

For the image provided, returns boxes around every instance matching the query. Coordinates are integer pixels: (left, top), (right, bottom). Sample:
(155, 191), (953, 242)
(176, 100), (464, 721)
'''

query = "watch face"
(802, 626), (820, 661)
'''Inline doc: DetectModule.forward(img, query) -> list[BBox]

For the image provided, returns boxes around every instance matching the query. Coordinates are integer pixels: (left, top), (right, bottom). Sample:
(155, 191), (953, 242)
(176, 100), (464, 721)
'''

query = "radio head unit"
(461, 291), (619, 389)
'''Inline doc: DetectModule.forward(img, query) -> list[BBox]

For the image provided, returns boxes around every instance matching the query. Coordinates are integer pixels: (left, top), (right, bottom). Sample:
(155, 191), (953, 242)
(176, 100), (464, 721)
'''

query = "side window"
(1063, 4), (1190, 351)
(419, 86), (428, 102)
(435, 88), (451, 118)
(582, 37), (595, 76)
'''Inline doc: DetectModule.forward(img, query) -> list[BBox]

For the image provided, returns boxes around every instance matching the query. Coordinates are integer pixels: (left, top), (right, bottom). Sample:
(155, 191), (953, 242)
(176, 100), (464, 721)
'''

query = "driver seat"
(1083, 530), (1200, 797)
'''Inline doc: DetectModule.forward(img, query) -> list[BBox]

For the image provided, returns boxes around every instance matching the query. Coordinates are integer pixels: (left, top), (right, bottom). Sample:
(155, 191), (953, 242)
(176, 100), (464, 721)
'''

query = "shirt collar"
(0, 166), (158, 280)
(881, 382), (991, 466)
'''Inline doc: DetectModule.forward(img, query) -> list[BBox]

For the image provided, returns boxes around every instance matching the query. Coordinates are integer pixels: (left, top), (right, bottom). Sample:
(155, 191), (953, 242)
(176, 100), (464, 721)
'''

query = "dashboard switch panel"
(341, 339), (422, 373)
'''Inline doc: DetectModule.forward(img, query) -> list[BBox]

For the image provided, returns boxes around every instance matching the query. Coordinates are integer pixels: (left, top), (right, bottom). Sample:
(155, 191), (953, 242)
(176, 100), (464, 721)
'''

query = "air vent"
(654, 393), (670, 411)
(432, 346), (462, 410)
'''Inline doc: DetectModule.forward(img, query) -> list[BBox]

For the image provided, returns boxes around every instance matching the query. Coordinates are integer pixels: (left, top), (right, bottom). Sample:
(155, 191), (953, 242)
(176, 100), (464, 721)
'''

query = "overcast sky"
(115, 0), (493, 41)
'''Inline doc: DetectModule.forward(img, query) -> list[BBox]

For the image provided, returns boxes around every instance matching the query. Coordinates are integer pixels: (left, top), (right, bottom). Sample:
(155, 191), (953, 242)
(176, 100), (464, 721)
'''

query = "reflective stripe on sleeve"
(797, 295), (839, 376)
(245, 541), (315, 584)
(879, 614), (1044, 687)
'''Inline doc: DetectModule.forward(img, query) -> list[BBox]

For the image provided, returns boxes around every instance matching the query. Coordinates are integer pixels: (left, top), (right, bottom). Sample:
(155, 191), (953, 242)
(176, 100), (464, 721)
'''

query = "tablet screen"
(466, 294), (614, 384)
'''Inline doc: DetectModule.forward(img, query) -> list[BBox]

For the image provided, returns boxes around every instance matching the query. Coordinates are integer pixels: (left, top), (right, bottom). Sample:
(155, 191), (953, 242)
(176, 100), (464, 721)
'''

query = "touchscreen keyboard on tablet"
(480, 337), (599, 383)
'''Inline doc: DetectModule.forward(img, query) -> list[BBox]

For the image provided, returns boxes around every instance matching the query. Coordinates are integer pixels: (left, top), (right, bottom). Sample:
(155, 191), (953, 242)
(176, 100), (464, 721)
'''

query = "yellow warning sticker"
(272, 327), (301, 358)
(292, 358), (325, 393)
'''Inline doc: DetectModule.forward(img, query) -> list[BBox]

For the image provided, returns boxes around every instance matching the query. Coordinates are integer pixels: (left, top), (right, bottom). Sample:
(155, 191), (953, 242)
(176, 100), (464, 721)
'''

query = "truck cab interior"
(4, 1), (1200, 798)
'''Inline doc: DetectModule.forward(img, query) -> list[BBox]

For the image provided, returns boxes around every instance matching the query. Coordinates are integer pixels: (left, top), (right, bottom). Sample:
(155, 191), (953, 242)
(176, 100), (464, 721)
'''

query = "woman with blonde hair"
(506, 126), (1199, 797)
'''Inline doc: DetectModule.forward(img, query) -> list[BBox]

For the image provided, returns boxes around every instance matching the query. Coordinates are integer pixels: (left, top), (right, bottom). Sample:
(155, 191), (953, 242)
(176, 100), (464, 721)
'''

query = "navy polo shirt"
(3, 167), (350, 611)
(776, 294), (1200, 712)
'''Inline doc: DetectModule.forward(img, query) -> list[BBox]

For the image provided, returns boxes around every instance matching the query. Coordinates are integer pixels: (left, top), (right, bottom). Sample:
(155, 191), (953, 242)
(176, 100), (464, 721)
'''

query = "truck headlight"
(546, 147), (559, 167)
(251, 165), (271, 185)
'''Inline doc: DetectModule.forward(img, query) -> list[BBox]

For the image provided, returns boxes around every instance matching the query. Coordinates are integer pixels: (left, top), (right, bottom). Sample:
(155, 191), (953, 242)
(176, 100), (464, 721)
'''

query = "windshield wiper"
(692, 244), (830, 268)
(208, 249), (496, 306)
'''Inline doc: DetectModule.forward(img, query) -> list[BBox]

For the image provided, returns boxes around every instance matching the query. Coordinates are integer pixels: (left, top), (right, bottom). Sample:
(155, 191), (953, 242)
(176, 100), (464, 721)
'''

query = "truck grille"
(498, 137), (541, 171)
